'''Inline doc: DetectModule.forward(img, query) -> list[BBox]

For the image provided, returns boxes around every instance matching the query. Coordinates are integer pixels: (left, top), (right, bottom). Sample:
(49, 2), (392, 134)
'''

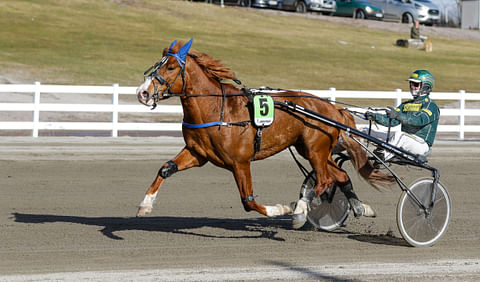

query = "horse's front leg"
(137, 147), (206, 216)
(232, 162), (292, 217)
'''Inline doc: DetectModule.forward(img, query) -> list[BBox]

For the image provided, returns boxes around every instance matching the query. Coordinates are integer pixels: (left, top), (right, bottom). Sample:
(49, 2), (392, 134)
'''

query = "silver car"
(280, 0), (337, 15)
(410, 0), (440, 25)
(368, 0), (418, 23)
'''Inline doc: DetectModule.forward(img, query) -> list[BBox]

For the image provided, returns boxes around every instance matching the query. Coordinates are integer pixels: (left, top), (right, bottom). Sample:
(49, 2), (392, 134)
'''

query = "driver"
(364, 69), (440, 161)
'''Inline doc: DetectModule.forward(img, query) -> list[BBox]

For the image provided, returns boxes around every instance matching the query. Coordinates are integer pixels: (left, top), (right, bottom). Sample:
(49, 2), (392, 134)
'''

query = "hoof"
(136, 205), (152, 217)
(292, 213), (307, 229)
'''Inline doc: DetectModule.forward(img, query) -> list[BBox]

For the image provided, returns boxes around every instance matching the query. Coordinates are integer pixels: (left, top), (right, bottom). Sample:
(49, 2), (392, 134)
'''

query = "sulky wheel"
(396, 178), (451, 247)
(300, 171), (350, 231)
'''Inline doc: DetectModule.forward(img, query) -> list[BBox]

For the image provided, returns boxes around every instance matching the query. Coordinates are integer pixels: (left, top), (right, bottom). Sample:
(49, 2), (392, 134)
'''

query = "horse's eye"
(167, 66), (175, 71)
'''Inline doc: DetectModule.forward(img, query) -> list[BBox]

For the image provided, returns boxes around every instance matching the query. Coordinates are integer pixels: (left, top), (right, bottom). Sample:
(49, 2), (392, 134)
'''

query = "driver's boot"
(339, 181), (376, 218)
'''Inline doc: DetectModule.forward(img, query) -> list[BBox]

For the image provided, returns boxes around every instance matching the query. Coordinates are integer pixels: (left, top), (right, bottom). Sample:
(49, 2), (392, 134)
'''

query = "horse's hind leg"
(232, 162), (292, 217)
(137, 147), (206, 216)
(327, 159), (377, 218)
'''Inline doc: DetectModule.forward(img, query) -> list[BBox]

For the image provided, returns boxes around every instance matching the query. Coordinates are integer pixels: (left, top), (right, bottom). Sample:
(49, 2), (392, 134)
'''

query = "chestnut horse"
(136, 39), (392, 227)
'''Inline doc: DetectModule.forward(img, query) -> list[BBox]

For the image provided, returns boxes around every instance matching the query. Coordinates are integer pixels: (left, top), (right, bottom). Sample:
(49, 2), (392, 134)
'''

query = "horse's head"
(137, 39), (194, 107)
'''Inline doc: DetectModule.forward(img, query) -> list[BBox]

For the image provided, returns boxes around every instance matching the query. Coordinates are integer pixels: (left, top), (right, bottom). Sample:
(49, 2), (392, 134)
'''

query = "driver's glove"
(387, 106), (399, 119)
(364, 111), (376, 121)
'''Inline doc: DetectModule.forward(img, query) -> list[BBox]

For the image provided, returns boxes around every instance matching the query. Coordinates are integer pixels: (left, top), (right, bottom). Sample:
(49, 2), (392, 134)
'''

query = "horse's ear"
(168, 40), (178, 53)
(177, 38), (194, 63)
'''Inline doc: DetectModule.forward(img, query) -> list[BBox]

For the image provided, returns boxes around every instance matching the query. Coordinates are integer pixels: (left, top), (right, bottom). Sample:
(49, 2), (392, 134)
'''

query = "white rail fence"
(0, 82), (479, 139)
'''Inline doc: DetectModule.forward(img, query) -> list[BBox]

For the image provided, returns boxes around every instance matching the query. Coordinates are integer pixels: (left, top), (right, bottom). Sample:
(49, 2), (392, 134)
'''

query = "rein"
(158, 90), (373, 121)
(143, 52), (380, 127)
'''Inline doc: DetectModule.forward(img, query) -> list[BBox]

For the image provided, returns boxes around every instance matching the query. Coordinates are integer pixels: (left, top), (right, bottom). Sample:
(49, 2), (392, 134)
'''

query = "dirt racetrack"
(0, 137), (479, 281)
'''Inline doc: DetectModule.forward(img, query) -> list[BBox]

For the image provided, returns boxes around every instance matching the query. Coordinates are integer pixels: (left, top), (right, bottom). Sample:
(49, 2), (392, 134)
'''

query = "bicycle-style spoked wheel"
(396, 177), (451, 247)
(300, 171), (350, 231)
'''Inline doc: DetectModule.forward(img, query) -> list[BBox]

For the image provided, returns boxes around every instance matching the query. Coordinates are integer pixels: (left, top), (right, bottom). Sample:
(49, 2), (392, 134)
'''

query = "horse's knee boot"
(159, 160), (178, 179)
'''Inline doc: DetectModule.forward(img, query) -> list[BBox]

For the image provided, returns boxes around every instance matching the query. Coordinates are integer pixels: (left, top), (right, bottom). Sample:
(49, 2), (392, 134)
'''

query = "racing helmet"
(408, 69), (434, 97)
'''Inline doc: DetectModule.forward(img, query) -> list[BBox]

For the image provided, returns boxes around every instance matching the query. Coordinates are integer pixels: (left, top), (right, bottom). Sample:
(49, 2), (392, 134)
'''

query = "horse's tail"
(337, 108), (395, 189)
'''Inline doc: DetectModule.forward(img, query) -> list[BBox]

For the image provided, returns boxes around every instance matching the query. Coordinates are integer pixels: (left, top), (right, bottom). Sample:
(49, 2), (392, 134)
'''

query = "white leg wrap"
(361, 203), (377, 217)
(139, 192), (158, 208)
(265, 204), (293, 217)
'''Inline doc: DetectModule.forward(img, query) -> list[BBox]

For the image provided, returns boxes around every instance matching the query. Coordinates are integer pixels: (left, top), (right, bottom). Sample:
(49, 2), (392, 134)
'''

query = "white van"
(410, 0), (440, 25)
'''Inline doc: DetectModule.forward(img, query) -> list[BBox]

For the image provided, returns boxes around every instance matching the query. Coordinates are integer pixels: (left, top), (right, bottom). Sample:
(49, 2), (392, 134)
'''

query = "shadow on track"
(265, 260), (360, 282)
(347, 233), (410, 247)
(12, 212), (410, 247)
(326, 229), (410, 247)
(12, 212), (290, 241)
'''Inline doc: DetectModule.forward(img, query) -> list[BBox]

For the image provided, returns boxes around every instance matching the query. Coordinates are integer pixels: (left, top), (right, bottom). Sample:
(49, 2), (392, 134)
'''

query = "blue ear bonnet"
(167, 38), (194, 68)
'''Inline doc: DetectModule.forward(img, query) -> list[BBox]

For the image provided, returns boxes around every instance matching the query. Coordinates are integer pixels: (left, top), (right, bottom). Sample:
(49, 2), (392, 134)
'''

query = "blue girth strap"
(182, 121), (229, 129)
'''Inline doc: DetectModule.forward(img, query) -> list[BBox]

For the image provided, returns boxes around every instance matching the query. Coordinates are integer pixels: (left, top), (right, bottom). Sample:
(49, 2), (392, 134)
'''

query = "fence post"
(329, 87), (336, 103)
(32, 81), (40, 137)
(459, 90), (465, 140)
(395, 88), (402, 106)
(112, 84), (119, 137)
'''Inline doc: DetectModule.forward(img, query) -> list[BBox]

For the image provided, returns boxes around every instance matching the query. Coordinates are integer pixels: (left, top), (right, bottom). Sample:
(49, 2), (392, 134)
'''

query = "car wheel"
(295, 1), (307, 13)
(402, 13), (414, 24)
(238, 0), (251, 7)
(355, 9), (366, 19)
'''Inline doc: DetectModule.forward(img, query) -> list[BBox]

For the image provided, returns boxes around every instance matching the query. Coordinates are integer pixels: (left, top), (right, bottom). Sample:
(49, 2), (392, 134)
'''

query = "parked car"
(334, 0), (384, 20)
(279, 0), (337, 15)
(410, 0), (440, 25)
(206, 0), (269, 7)
(245, 0), (281, 8)
(368, 0), (418, 23)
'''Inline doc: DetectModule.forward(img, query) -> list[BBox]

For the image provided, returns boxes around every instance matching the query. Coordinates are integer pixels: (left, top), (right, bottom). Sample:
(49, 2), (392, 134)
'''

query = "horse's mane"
(165, 41), (237, 82)
(189, 49), (237, 82)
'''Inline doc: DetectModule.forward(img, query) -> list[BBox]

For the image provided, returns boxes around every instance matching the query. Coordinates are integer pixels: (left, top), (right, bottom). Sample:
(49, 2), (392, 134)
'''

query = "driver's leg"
(385, 132), (429, 160)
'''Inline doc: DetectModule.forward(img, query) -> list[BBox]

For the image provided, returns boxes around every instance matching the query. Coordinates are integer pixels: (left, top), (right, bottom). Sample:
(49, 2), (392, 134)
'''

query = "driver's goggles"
(409, 81), (421, 87)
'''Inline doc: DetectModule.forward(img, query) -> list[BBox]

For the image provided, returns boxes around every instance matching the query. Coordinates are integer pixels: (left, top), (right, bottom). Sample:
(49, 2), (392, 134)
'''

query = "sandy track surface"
(0, 137), (479, 281)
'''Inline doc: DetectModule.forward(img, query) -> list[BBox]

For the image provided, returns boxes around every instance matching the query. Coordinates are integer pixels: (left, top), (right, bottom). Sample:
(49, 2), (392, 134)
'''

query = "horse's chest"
(184, 131), (223, 158)
(184, 127), (252, 165)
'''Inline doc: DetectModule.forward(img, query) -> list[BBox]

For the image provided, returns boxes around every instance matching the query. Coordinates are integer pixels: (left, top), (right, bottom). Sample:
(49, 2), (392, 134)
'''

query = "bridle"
(143, 54), (190, 109)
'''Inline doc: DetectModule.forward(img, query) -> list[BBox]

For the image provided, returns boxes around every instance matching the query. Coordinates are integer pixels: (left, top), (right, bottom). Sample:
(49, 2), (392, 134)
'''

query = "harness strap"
(182, 121), (249, 129)
(219, 81), (226, 130)
(252, 128), (263, 161)
(183, 121), (229, 129)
